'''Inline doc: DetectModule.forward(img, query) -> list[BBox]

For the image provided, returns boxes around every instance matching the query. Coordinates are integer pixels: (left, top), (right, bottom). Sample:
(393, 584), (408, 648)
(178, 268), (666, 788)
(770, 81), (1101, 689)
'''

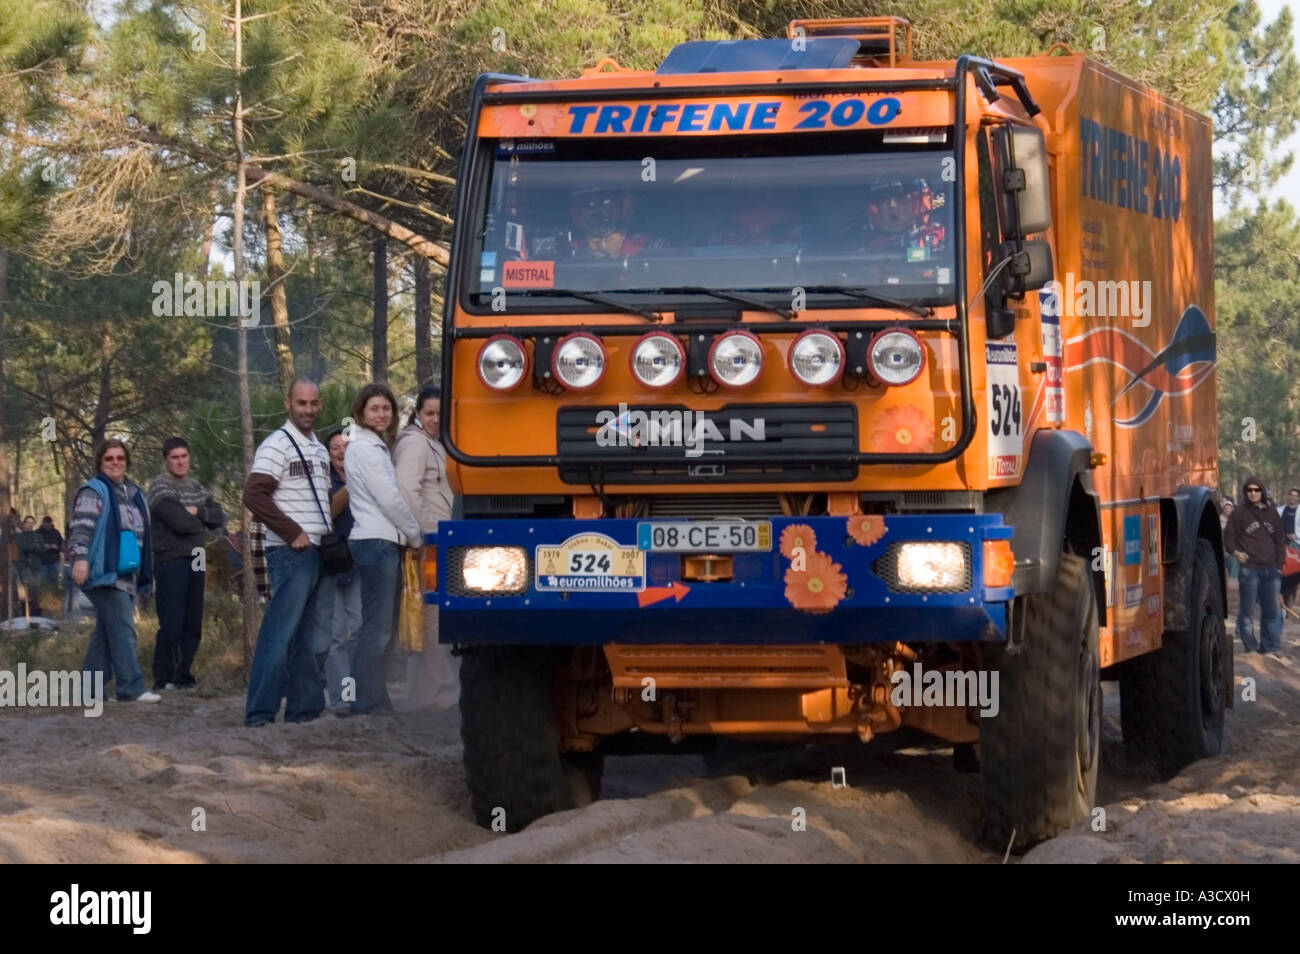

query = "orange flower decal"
(487, 102), (570, 138)
(780, 523), (817, 558)
(784, 551), (848, 614)
(847, 514), (887, 547)
(870, 404), (935, 453)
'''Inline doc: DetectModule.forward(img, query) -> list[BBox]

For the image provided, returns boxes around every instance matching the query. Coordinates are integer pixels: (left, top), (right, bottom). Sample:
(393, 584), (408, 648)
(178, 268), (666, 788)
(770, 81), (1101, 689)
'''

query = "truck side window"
(976, 127), (1002, 315)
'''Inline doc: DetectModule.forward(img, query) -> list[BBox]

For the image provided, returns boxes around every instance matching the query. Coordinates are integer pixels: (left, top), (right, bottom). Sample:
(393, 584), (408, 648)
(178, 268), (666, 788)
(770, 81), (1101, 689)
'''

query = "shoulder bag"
(280, 427), (353, 574)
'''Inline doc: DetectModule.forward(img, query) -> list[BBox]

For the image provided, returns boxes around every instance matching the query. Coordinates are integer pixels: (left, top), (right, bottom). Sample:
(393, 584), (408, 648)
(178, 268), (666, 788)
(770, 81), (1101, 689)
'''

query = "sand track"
(2, 609), (1297, 863)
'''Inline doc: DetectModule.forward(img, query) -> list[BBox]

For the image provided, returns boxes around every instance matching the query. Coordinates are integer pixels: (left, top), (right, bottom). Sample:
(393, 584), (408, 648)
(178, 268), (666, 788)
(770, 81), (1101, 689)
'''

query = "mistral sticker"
(986, 342), (1022, 478)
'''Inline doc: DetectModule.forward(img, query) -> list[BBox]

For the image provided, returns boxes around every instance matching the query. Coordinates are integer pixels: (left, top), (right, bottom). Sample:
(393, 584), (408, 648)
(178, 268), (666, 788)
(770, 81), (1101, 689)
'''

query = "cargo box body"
(1001, 55), (1216, 665)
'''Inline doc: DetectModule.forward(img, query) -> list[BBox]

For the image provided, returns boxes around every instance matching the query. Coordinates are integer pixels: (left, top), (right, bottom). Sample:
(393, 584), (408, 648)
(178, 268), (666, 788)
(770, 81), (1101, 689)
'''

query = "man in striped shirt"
(242, 378), (333, 726)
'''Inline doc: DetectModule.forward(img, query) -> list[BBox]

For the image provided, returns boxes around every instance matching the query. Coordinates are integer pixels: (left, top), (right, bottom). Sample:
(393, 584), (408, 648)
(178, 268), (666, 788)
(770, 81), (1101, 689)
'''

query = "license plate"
(637, 521), (772, 553)
(535, 533), (646, 592)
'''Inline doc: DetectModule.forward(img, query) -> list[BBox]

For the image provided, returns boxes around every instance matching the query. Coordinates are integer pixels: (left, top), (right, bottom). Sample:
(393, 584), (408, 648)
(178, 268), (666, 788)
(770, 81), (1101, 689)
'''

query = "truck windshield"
(466, 134), (955, 310)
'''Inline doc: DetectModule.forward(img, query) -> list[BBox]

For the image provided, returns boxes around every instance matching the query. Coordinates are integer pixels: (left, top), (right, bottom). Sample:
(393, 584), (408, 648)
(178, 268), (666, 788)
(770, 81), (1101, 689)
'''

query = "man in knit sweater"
(146, 437), (225, 690)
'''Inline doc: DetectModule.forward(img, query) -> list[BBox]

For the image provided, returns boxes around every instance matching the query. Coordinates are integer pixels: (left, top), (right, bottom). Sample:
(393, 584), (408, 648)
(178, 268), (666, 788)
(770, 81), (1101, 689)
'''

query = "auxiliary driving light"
(460, 546), (528, 594)
(868, 327), (925, 386)
(788, 329), (844, 387)
(709, 330), (764, 388)
(477, 335), (528, 391)
(552, 332), (607, 391)
(631, 333), (685, 388)
(895, 542), (969, 591)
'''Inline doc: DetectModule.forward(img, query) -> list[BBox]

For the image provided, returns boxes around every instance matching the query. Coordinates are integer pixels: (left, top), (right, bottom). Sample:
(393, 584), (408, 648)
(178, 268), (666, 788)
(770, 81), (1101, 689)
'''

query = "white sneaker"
(133, 691), (162, 703)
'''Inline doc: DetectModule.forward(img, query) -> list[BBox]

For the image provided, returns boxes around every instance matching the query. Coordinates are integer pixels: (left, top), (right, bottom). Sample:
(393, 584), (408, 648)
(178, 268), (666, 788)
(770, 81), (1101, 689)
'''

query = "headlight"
(631, 333), (685, 388)
(461, 546), (528, 594)
(477, 335), (528, 391)
(709, 331), (764, 388)
(869, 328), (925, 386)
(788, 329), (844, 387)
(896, 542), (968, 590)
(552, 332), (606, 391)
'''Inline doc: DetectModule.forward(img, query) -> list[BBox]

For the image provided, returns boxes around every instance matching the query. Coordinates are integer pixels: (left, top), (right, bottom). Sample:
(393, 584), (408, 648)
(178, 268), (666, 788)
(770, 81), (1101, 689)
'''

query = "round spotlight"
(630, 333), (685, 389)
(552, 332), (607, 391)
(788, 329), (845, 387)
(477, 335), (528, 391)
(708, 331), (764, 389)
(868, 327), (925, 386)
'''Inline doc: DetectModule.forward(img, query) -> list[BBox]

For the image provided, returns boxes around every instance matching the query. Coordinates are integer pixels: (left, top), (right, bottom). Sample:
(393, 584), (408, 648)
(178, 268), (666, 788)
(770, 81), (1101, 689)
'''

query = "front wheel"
(460, 647), (600, 831)
(980, 552), (1100, 851)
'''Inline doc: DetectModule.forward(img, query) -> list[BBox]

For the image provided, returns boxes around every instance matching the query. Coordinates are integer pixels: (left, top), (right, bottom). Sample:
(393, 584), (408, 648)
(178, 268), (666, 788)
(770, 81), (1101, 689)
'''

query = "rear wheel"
(980, 552), (1100, 851)
(460, 647), (601, 831)
(1120, 537), (1226, 776)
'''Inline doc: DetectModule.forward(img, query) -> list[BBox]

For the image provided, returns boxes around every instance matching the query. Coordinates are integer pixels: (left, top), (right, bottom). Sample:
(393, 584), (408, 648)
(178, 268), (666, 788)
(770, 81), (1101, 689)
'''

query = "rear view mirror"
(1002, 239), (1054, 295)
(992, 125), (1052, 238)
(1019, 239), (1054, 290)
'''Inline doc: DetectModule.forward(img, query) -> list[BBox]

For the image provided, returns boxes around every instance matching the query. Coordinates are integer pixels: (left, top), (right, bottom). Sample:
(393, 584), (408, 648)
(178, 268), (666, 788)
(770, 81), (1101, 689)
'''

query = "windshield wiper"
(659, 287), (791, 319)
(515, 289), (659, 321)
(801, 286), (933, 318)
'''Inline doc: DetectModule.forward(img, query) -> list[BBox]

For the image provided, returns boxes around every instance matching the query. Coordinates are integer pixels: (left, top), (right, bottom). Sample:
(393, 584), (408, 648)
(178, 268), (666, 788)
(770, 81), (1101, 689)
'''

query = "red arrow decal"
(636, 581), (691, 607)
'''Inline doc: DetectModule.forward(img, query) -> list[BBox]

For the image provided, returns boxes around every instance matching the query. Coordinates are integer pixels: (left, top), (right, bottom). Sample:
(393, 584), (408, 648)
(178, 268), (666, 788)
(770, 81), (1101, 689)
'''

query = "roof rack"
(787, 16), (913, 67)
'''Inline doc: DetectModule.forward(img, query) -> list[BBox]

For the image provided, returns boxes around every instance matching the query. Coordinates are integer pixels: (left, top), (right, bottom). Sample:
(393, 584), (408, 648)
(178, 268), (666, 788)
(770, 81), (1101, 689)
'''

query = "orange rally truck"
(426, 16), (1225, 848)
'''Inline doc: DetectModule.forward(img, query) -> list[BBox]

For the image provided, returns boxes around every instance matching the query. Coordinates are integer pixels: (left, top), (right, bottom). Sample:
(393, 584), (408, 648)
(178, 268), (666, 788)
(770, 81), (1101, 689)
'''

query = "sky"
(1255, 0), (1300, 208)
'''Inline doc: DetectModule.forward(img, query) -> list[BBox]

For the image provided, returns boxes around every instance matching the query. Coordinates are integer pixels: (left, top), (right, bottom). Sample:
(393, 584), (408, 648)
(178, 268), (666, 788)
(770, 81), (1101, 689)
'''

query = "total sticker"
(1038, 287), (1065, 424)
(986, 341), (1022, 478)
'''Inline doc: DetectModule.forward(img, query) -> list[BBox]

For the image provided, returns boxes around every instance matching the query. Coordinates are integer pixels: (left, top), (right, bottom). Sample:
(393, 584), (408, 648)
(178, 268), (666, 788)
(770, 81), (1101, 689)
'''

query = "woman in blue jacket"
(69, 439), (161, 703)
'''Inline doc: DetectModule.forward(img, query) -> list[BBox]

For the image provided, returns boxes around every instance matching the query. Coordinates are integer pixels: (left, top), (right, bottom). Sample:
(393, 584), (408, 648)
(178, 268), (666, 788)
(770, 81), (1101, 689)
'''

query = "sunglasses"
(102, 455), (127, 462)
(1246, 487), (1262, 493)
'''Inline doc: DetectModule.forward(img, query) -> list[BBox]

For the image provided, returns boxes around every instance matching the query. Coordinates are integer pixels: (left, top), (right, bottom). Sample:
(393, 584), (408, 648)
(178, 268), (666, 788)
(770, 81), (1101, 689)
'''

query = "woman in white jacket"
(343, 382), (422, 714)
(394, 385), (458, 709)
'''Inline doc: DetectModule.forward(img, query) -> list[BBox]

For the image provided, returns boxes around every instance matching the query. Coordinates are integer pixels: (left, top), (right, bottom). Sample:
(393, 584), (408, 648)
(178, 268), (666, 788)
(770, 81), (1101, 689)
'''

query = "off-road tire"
(460, 646), (602, 831)
(980, 552), (1100, 852)
(1120, 537), (1226, 777)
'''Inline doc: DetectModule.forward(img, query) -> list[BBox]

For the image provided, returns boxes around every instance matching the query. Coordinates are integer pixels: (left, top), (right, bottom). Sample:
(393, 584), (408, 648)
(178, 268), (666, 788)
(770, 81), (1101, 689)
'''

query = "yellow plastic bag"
(398, 549), (424, 653)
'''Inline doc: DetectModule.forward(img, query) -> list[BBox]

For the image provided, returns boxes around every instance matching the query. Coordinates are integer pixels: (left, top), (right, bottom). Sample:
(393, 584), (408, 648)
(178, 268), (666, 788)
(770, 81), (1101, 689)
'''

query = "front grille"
(557, 403), (858, 484)
(645, 494), (783, 519)
(872, 541), (972, 594)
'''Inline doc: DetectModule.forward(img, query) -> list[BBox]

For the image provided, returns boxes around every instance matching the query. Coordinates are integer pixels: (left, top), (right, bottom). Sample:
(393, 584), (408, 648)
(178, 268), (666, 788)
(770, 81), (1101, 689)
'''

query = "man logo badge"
(688, 463), (725, 477)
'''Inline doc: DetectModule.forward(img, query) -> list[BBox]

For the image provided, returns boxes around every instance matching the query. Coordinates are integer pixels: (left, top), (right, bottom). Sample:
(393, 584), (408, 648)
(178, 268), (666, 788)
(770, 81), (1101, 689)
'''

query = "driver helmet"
(866, 177), (935, 233)
(570, 185), (634, 239)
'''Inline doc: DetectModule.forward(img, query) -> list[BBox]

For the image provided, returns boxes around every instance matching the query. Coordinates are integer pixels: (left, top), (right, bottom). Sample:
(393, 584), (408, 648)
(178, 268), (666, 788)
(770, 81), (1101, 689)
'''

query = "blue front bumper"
(426, 514), (1014, 646)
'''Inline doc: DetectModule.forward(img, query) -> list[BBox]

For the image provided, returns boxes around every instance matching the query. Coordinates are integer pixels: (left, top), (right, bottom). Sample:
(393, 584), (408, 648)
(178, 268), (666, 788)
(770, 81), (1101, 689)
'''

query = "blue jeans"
(312, 570), (361, 710)
(349, 538), (400, 713)
(82, 586), (147, 700)
(244, 545), (329, 725)
(1237, 565), (1282, 653)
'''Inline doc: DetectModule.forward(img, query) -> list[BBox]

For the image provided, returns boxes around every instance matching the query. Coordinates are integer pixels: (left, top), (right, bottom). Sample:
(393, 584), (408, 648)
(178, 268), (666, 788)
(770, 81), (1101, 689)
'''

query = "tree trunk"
(414, 255), (432, 386)
(198, 184), (219, 281)
(372, 237), (388, 384)
(0, 245), (10, 621)
(233, 0), (260, 669)
(262, 186), (295, 393)
(90, 327), (113, 449)
(304, 204), (323, 381)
